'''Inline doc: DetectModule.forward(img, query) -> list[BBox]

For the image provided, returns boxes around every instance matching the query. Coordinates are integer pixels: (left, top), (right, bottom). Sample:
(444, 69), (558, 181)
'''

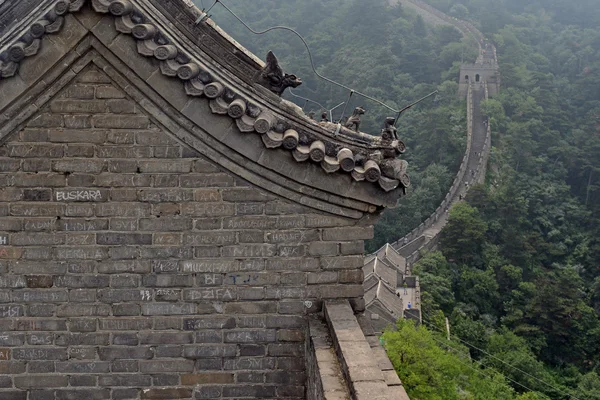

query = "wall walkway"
(389, 0), (496, 270)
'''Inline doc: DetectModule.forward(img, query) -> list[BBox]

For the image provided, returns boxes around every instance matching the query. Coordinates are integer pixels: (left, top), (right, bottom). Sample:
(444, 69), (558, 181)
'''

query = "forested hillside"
(199, 0), (600, 398)
(410, 0), (600, 399)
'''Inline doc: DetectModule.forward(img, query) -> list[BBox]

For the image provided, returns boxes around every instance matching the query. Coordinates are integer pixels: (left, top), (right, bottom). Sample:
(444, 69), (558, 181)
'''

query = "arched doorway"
(465, 75), (469, 81)
(475, 74), (480, 82)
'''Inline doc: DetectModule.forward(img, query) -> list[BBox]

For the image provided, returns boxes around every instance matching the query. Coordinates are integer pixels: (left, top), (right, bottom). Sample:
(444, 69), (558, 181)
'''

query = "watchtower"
(458, 63), (500, 98)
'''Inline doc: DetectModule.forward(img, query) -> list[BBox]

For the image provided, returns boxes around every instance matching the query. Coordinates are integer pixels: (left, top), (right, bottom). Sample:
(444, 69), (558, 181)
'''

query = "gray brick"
(27, 113), (64, 127)
(194, 358), (222, 370)
(141, 303), (196, 315)
(98, 289), (150, 303)
(224, 330), (277, 343)
(23, 189), (51, 202)
(139, 217), (191, 231)
(183, 288), (236, 302)
(320, 255), (364, 270)
(0, 333), (24, 346)
(69, 375), (96, 387)
(98, 347), (153, 360)
(0, 375), (12, 387)
(96, 85), (126, 99)
(180, 173), (234, 187)
(112, 389), (140, 400)
(65, 144), (94, 157)
(308, 271), (338, 285)
(183, 231), (235, 246)
(100, 319), (152, 331)
(309, 241), (339, 256)
(7, 144), (63, 158)
(53, 160), (105, 173)
(54, 275), (109, 288)
(221, 385), (276, 398)
(54, 389), (111, 400)
(93, 115), (149, 129)
(340, 240), (365, 255)
(63, 83), (95, 99)
(28, 391), (52, 400)
(195, 331), (222, 343)
(183, 317), (235, 330)
(0, 305), (24, 317)
(111, 360), (138, 373)
(13, 319), (66, 331)
(64, 115), (91, 129)
(139, 333), (193, 344)
(48, 128), (107, 143)
(236, 202), (264, 215)
(106, 99), (135, 114)
(56, 304), (110, 317)
(67, 320), (98, 333)
(14, 375), (68, 389)
(138, 189), (194, 203)
(139, 360), (194, 373)
(54, 247), (108, 260)
(27, 304), (55, 317)
(143, 275), (193, 287)
(98, 374), (151, 387)
(112, 333), (138, 346)
(111, 275), (140, 288)
(339, 269), (364, 283)
(12, 348), (67, 360)
(96, 146), (152, 158)
(27, 361), (55, 373)
(12, 290), (67, 303)
(184, 345), (236, 358)
(97, 233), (152, 245)
(56, 361), (110, 373)
(98, 261), (150, 274)
(138, 160), (192, 173)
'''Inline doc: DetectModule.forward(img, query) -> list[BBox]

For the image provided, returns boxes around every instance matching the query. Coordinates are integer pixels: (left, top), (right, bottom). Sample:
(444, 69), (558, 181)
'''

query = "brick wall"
(0, 64), (373, 399)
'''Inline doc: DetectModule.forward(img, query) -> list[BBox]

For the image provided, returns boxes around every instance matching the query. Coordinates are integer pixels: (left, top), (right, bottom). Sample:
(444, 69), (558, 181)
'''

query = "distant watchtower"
(458, 63), (500, 97)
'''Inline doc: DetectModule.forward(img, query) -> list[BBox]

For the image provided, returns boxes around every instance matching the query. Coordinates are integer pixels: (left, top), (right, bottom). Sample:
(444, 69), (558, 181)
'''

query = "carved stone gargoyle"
(344, 106), (365, 132)
(381, 117), (398, 141)
(255, 51), (302, 96)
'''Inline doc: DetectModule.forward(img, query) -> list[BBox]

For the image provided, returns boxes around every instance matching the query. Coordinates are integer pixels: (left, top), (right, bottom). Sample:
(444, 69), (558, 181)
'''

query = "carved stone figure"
(344, 106), (365, 132)
(381, 117), (398, 141)
(255, 51), (302, 96)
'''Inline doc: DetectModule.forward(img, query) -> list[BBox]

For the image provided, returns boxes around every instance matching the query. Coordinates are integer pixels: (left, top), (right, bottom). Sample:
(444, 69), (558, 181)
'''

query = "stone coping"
(323, 301), (410, 399)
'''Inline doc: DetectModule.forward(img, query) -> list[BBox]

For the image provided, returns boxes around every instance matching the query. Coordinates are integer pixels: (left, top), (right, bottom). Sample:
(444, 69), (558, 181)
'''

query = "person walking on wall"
(403, 282), (408, 295)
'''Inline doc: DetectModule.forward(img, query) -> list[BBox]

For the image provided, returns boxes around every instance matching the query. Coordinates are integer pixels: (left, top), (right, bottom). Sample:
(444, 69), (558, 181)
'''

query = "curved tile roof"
(0, 0), (411, 211)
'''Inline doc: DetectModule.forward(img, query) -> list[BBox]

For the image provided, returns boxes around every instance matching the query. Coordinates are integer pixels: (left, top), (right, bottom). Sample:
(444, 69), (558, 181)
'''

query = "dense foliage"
(199, 0), (600, 398)
(411, 0), (600, 399)
(204, 0), (474, 251)
(382, 320), (547, 400)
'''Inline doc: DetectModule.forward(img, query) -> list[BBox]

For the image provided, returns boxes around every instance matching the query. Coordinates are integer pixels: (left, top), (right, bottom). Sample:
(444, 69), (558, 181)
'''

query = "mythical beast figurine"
(255, 51), (302, 96)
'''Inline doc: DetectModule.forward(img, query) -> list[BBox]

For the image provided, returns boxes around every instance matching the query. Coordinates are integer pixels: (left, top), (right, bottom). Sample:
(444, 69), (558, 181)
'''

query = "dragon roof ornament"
(0, 0), (411, 194)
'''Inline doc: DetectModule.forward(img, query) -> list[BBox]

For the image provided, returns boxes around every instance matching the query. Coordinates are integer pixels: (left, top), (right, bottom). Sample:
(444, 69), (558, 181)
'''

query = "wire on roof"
(212, 0), (402, 114)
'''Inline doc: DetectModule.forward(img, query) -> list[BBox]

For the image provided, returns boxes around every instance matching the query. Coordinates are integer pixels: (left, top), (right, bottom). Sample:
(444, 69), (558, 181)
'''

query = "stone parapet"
(324, 301), (410, 399)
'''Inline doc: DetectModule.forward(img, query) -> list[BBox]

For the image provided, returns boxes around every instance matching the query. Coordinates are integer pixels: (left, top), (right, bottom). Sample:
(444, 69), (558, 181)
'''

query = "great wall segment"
(365, 0), (499, 328)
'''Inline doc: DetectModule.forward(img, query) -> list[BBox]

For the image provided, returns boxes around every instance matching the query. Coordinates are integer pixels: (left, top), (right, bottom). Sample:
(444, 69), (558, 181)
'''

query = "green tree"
(440, 202), (488, 263)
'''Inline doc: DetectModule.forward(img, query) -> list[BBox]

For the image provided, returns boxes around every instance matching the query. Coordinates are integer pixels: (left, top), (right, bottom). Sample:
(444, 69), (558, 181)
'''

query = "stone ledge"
(324, 300), (411, 399)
